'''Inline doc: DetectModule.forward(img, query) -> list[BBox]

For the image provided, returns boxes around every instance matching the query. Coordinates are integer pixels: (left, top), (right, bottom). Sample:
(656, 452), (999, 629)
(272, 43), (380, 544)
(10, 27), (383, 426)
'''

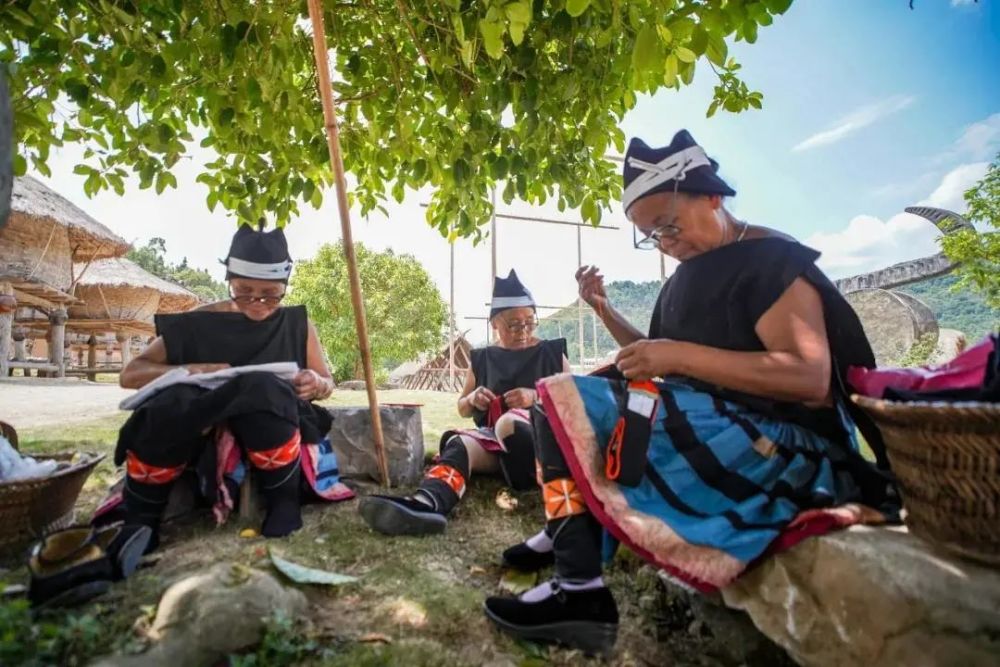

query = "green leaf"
(706, 34), (728, 67)
(664, 53), (679, 83)
(748, 96), (763, 110)
(762, 0), (794, 14)
(656, 25), (673, 45)
(509, 20), (527, 46)
(270, 549), (359, 586)
(479, 20), (505, 59)
(674, 47), (696, 64)
(566, 0), (591, 18)
(504, 1), (532, 24)
(632, 27), (659, 75)
(706, 100), (720, 118)
(450, 13), (465, 43)
(12, 154), (27, 176)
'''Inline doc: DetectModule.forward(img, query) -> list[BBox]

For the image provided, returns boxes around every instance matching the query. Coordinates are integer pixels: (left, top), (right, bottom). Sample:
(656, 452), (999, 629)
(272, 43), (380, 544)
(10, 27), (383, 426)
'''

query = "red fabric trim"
(246, 430), (302, 470)
(126, 452), (184, 485)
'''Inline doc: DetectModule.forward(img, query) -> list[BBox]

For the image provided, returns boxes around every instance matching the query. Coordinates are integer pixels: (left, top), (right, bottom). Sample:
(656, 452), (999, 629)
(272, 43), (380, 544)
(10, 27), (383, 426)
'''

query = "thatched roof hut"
(399, 335), (473, 392)
(0, 176), (128, 305)
(70, 257), (198, 323)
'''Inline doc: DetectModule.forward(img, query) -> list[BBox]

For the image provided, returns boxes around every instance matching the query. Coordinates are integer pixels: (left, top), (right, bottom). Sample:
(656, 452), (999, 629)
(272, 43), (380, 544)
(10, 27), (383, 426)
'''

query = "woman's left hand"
(503, 387), (537, 409)
(293, 369), (327, 400)
(615, 340), (678, 381)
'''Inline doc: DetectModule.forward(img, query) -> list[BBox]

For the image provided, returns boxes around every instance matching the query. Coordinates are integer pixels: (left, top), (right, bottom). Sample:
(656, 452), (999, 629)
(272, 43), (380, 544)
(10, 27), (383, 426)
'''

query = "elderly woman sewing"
(483, 130), (896, 655)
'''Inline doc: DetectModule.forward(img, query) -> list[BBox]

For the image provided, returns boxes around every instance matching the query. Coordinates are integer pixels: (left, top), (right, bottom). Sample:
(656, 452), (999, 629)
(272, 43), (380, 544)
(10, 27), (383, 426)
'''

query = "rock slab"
(722, 526), (1000, 667)
(327, 405), (425, 485)
(93, 563), (307, 667)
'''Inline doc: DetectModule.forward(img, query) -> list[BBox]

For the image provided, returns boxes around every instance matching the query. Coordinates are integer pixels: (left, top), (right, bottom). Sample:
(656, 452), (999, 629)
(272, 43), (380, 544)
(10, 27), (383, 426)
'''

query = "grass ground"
(2, 389), (682, 666)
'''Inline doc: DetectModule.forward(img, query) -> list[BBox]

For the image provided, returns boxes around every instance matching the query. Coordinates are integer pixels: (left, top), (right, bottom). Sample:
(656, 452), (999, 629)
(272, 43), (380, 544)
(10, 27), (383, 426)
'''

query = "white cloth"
(119, 362), (300, 410)
(0, 436), (59, 482)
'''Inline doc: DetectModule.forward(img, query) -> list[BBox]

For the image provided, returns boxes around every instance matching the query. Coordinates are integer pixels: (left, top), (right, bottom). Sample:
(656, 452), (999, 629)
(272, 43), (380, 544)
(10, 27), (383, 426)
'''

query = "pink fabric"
(445, 408), (531, 454)
(848, 336), (994, 399)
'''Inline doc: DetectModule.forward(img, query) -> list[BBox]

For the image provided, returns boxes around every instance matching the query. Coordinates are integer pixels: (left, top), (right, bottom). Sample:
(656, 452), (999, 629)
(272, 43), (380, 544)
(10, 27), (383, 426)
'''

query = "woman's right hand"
(576, 265), (609, 312)
(185, 363), (231, 375)
(467, 386), (497, 412)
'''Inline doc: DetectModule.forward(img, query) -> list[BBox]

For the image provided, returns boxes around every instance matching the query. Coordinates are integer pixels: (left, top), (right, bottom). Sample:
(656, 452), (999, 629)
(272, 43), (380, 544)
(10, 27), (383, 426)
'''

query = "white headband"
(226, 256), (292, 280)
(491, 296), (535, 310)
(621, 145), (711, 211)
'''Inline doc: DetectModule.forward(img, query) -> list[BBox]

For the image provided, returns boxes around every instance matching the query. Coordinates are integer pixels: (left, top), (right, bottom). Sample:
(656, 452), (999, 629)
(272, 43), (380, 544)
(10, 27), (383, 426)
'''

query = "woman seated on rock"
(360, 270), (569, 536)
(113, 223), (350, 548)
(483, 131), (898, 656)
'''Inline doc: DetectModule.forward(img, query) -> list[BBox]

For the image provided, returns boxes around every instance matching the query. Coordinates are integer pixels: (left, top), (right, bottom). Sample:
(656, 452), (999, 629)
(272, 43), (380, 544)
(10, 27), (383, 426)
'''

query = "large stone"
(327, 405), (425, 485)
(845, 289), (939, 366)
(721, 526), (1000, 667)
(93, 563), (307, 667)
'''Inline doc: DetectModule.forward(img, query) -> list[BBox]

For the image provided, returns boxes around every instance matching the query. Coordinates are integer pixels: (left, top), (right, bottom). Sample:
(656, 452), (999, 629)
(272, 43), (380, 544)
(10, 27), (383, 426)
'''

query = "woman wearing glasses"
(360, 270), (570, 536)
(483, 131), (896, 655)
(115, 223), (343, 549)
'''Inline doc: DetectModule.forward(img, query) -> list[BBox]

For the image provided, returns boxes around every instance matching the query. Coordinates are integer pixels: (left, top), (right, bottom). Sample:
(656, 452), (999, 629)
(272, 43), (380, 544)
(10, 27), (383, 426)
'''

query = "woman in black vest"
(360, 271), (569, 536)
(117, 224), (336, 546)
(483, 131), (897, 656)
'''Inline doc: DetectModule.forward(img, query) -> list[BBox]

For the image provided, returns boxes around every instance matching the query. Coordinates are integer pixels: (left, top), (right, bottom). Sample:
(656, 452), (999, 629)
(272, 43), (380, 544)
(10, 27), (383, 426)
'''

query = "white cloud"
(792, 95), (916, 152)
(950, 112), (1000, 162)
(951, 0), (977, 7)
(806, 161), (987, 278)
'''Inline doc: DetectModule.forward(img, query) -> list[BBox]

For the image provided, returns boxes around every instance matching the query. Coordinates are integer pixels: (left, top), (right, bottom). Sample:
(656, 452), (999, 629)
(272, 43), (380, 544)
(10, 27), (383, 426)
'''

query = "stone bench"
(720, 526), (1000, 667)
(325, 405), (425, 486)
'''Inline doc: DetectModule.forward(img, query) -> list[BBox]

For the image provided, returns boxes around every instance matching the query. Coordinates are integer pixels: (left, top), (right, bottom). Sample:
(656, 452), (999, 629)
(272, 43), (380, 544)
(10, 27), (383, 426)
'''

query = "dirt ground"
(0, 377), (133, 428)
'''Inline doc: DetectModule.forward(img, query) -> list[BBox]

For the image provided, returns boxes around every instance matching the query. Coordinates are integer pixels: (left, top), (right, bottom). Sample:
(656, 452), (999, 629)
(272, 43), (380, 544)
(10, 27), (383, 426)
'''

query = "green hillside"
(898, 274), (998, 342)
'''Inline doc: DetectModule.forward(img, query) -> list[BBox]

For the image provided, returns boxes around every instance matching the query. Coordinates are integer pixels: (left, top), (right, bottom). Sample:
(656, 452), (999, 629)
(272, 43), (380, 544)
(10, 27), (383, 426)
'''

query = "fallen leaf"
(359, 632), (393, 644)
(495, 489), (518, 511)
(269, 547), (359, 586)
(498, 568), (537, 595)
(469, 565), (487, 576)
(239, 528), (259, 539)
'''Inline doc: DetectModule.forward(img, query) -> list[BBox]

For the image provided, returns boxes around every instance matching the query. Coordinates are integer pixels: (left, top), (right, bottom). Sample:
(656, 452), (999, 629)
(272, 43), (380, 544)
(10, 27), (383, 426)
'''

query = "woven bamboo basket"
(0, 420), (105, 553)
(852, 396), (1000, 565)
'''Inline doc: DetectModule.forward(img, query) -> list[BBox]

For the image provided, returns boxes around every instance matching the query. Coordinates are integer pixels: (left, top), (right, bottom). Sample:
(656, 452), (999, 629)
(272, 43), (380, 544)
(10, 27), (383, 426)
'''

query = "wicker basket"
(0, 420), (106, 553)
(852, 396), (1000, 565)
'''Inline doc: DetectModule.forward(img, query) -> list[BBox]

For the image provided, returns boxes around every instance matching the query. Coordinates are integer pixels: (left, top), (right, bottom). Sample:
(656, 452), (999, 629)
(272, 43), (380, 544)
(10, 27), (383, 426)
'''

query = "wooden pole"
(576, 226), (584, 368)
(490, 187), (498, 283)
(592, 312), (599, 365)
(50, 307), (67, 378)
(306, 0), (389, 487)
(449, 242), (455, 386)
(660, 253), (666, 284)
(0, 282), (12, 378)
(87, 334), (97, 382)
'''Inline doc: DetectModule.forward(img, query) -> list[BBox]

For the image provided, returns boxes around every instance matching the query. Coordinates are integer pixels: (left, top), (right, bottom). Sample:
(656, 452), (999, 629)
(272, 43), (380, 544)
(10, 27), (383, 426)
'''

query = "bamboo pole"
(449, 242), (455, 384)
(576, 226), (584, 367)
(306, 0), (389, 487)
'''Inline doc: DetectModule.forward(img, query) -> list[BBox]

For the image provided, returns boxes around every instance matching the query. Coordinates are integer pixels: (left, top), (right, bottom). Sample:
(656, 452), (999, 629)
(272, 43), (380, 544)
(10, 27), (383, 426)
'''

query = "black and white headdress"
(490, 270), (536, 319)
(622, 130), (736, 212)
(222, 222), (293, 282)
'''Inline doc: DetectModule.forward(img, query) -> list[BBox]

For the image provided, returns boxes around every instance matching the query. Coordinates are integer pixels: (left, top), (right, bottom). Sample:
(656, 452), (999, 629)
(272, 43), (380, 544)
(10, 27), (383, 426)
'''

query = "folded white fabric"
(0, 435), (59, 482)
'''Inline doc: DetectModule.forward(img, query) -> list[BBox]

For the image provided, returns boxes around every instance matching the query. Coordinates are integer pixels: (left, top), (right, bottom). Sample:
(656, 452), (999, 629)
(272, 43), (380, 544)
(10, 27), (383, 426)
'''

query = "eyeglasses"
(631, 171), (683, 250)
(634, 223), (682, 250)
(501, 317), (538, 334)
(229, 286), (285, 306)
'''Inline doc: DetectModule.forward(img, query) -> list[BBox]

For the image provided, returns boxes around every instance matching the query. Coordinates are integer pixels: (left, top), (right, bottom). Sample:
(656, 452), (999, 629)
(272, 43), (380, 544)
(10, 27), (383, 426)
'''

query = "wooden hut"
(0, 176), (128, 377)
(400, 335), (473, 392)
(61, 257), (198, 377)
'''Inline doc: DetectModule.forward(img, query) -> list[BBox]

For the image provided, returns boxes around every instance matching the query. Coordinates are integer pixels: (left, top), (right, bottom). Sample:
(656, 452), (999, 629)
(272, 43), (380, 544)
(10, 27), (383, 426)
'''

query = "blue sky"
(38, 0), (1000, 341)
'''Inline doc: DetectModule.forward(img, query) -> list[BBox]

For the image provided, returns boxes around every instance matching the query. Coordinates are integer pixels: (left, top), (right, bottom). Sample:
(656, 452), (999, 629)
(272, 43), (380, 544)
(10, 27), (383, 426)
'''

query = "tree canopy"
(288, 242), (446, 381)
(127, 237), (228, 302)
(941, 154), (1000, 310)
(2, 0), (792, 239)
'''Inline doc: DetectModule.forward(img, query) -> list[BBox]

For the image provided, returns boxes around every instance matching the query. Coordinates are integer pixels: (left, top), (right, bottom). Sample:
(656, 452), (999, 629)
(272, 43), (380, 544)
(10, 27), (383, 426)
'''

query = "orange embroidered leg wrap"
(426, 464), (467, 499)
(126, 451), (185, 485)
(246, 431), (302, 470)
(543, 477), (587, 520)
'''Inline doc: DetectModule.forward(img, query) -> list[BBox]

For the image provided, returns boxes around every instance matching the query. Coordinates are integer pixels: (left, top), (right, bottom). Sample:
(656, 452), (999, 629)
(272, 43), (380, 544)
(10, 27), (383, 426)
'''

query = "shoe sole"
(483, 604), (618, 657)
(359, 497), (446, 536)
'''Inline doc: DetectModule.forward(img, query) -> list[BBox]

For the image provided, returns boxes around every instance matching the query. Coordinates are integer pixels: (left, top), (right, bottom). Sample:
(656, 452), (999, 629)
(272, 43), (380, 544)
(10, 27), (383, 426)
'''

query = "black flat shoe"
(501, 541), (555, 572)
(484, 582), (619, 656)
(358, 495), (447, 536)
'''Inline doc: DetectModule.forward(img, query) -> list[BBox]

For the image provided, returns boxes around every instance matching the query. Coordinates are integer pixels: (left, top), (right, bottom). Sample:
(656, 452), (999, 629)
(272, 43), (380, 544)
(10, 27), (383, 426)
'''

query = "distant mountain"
(898, 274), (998, 342)
(538, 274), (997, 364)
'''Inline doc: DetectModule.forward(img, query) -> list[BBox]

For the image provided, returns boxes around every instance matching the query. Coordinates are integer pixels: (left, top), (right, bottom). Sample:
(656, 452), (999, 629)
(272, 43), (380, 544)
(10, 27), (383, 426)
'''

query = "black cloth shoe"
(359, 495), (447, 536)
(501, 541), (555, 572)
(484, 582), (619, 656)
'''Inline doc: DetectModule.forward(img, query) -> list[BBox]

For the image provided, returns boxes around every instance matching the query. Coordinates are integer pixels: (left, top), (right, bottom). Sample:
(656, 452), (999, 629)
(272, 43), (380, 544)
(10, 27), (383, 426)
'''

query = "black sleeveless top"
(469, 338), (567, 427)
(155, 305), (308, 368)
(648, 238), (878, 446)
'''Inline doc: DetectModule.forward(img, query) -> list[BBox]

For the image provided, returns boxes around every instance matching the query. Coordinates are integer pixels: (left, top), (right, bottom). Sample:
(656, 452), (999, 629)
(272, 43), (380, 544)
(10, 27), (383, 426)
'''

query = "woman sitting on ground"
(115, 223), (347, 547)
(483, 131), (897, 656)
(360, 270), (569, 536)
